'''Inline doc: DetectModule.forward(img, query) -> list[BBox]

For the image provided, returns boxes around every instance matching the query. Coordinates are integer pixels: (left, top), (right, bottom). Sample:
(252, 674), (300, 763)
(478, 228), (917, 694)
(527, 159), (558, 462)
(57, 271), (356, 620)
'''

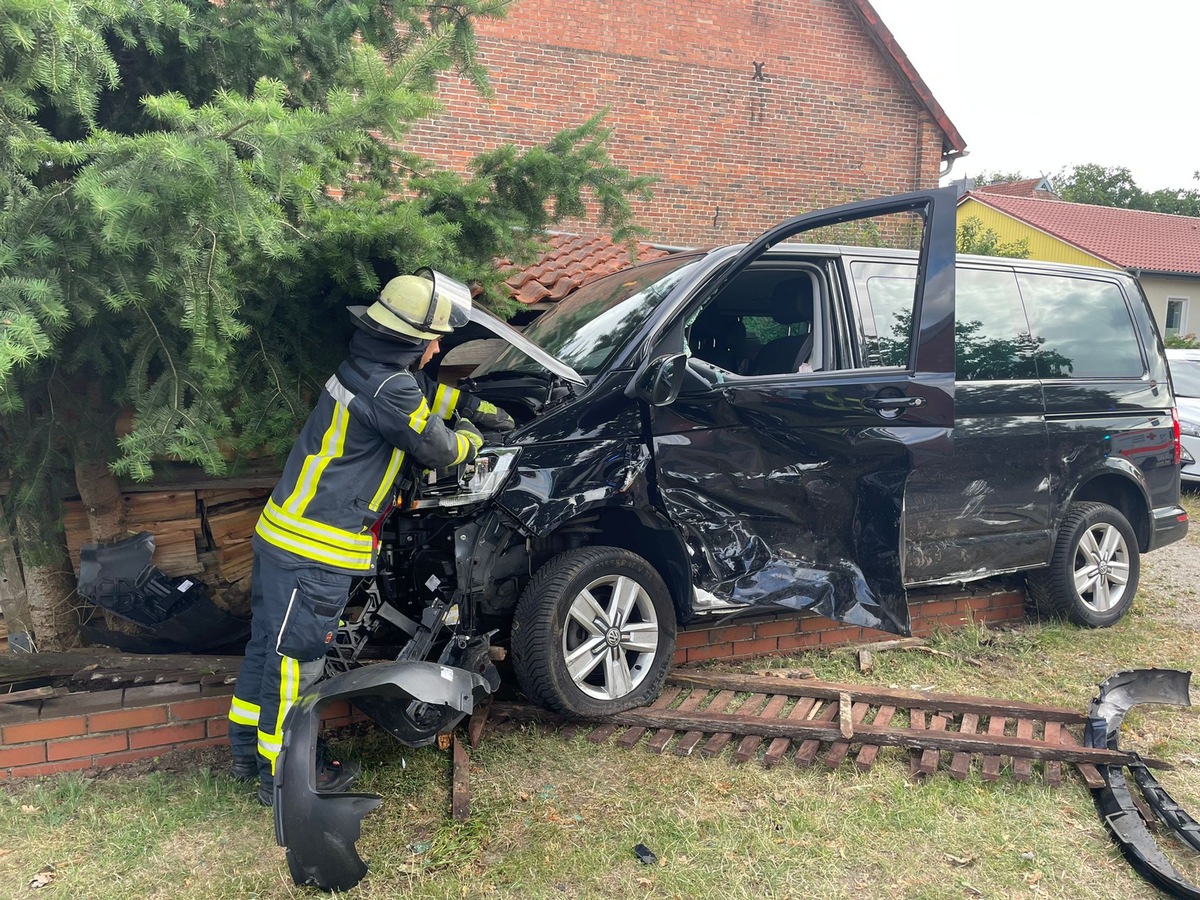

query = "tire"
(1027, 502), (1140, 627)
(511, 546), (677, 718)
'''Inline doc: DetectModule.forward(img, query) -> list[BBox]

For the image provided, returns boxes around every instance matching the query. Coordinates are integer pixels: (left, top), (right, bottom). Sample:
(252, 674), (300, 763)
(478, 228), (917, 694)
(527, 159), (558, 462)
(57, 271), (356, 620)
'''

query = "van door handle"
(863, 395), (926, 416)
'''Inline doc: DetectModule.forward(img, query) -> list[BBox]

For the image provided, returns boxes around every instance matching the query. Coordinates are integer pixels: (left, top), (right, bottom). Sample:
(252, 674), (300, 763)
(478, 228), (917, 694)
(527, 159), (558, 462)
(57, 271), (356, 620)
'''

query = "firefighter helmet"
(349, 268), (472, 343)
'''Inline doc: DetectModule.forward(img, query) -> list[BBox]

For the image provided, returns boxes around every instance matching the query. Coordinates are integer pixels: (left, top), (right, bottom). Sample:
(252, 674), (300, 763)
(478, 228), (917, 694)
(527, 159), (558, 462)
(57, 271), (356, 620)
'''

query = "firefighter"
(227, 270), (514, 806)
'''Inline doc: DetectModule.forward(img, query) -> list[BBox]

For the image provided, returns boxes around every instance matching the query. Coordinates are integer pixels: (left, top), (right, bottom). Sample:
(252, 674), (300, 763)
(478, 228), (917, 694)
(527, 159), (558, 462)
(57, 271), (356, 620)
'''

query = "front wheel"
(1027, 501), (1140, 627)
(511, 546), (677, 718)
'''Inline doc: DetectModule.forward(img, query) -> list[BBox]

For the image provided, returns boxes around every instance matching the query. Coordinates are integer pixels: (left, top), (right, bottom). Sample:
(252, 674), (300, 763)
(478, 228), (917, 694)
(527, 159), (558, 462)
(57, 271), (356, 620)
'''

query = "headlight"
(410, 447), (521, 509)
(1180, 421), (1200, 438)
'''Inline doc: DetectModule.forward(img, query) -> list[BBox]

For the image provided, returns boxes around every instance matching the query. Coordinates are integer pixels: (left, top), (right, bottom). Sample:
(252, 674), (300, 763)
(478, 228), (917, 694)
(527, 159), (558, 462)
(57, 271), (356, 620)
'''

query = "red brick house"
(406, 0), (967, 247)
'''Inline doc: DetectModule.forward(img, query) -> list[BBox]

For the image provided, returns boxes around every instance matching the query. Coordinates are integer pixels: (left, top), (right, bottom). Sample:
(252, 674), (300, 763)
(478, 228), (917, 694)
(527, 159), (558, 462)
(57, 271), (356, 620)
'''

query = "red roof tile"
(961, 193), (1200, 275)
(501, 234), (673, 304)
(976, 177), (1057, 198)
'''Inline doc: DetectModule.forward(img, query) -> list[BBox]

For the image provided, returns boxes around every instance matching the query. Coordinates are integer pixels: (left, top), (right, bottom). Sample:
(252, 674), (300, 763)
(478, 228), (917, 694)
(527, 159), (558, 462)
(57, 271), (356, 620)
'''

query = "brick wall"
(404, 0), (946, 247)
(0, 680), (362, 781)
(671, 584), (1026, 665)
(0, 586), (1023, 779)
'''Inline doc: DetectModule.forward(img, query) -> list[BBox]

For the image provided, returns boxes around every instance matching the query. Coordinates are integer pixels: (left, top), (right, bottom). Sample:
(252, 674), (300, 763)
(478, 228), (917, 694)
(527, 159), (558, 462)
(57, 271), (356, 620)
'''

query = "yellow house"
(957, 186), (1200, 338)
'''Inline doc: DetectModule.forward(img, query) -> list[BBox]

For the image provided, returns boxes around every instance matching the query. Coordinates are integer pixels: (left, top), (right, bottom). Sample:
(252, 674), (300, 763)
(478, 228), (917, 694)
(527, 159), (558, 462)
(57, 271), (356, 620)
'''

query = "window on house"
(1166, 297), (1189, 338)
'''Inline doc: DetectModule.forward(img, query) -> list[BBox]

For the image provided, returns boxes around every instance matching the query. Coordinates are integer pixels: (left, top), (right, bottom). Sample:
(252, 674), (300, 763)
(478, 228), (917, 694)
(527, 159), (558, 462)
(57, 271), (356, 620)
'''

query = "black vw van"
(275, 187), (1188, 888)
(333, 185), (1187, 719)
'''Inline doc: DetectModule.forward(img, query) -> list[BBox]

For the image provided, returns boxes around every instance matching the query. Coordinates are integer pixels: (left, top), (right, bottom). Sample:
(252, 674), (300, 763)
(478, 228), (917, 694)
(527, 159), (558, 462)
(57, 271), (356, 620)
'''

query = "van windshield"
(475, 255), (700, 378)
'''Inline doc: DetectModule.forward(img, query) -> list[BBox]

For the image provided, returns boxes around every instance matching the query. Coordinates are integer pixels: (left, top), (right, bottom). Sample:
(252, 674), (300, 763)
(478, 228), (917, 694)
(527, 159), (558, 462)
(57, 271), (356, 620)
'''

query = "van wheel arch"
(530, 506), (695, 625)
(1067, 472), (1152, 551)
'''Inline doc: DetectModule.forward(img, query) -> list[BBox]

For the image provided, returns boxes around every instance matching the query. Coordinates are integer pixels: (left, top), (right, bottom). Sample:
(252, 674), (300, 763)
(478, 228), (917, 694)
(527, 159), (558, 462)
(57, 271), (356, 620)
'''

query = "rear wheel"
(511, 546), (676, 718)
(1027, 502), (1140, 627)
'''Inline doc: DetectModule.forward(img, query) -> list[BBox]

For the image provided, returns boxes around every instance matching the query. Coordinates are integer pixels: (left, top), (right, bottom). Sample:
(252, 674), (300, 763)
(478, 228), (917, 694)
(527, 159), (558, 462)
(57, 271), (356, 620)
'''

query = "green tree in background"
(956, 217), (1029, 259)
(1056, 164), (1200, 216)
(0, 0), (652, 649)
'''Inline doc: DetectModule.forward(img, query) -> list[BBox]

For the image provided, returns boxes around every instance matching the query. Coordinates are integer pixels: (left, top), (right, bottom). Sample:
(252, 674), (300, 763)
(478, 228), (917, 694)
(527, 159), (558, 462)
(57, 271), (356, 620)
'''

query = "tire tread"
(511, 546), (675, 718)
(1026, 501), (1139, 627)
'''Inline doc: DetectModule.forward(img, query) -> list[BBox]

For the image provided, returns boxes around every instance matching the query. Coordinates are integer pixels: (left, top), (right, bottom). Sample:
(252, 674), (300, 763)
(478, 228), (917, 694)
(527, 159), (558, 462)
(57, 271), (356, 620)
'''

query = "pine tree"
(0, 0), (653, 648)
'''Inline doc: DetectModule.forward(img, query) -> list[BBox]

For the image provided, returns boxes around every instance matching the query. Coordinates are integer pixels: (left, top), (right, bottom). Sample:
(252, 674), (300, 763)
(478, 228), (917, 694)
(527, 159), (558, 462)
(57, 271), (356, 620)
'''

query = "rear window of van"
(1016, 274), (1144, 379)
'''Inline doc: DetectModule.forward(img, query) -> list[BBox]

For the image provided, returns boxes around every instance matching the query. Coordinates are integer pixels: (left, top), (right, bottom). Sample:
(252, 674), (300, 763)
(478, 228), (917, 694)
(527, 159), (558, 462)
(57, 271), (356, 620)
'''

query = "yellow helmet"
(350, 269), (473, 343)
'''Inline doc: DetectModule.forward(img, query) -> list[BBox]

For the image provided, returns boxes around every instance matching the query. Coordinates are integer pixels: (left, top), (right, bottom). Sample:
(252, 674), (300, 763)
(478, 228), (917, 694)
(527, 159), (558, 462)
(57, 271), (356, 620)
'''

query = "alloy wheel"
(1073, 521), (1131, 613)
(561, 574), (660, 701)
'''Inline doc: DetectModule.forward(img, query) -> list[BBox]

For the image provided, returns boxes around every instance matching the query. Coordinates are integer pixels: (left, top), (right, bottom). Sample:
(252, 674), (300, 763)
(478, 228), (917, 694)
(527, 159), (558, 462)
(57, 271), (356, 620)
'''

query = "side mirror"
(626, 352), (688, 407)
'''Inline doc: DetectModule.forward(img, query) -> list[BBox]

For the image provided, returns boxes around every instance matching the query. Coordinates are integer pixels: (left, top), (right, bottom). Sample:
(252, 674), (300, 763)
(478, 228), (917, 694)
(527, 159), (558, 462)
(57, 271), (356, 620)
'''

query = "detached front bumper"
(273, 660), (497, 892)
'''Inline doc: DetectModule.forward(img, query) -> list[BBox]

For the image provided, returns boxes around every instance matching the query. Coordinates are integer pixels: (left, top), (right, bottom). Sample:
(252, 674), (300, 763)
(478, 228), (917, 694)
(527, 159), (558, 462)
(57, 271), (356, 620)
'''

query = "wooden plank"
(822, 701), (870, 769)
(949, 713), (980, 780)
(982, 715), (1007, 782)
(588, 722), (622, 745)
(467, 699), (491, 749)
(646, 689), (707, 754)
(795, 699), (840, 767)
(197, 488), (270, 506)
(676, 689), (734, 757)
(733, 693), (785, 763)
(1013, 719), (1035, 782)
(1043, 722), (1062, 786)
(0, 685), (59, 704)
(206, 505), (264, 545)
(1058, 727), (1105, 789)
(668, 671), (1089, 723)
(855, 705), (896, 771)
(764, 696), (817, 768)
(916, 714), (948, 777)
(557, 724), (584, 742)
(124, 491), (198, 522)
(699, 691), (756, 758)
(606, 707), (1143, 767)
(732, 693), (788, 763)
(616, 686), (681, 749)
(909, 710), (927, 776)
(451, 735), (470, 822)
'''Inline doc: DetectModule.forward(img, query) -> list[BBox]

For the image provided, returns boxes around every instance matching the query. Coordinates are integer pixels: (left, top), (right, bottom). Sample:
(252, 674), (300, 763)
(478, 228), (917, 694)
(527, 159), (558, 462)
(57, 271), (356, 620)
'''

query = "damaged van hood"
(467, 305), (585, 385)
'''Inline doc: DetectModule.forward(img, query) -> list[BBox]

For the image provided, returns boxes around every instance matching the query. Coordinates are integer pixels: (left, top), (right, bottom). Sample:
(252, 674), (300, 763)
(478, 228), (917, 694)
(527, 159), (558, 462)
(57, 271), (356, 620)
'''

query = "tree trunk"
(14, 508), (81, 652)
(0, 499), (36, 652)
(74, 451), (128, 542)
(71, 415), (140, 638)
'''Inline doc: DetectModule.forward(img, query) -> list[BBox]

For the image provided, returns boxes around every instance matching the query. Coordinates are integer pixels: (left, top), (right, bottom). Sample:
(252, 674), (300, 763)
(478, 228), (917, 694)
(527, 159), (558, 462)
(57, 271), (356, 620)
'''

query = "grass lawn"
(0, 496), (1197, 899)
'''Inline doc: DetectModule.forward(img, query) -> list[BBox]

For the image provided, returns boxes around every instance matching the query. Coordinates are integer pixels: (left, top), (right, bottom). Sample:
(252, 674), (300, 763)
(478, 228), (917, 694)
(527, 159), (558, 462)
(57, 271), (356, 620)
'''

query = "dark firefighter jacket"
(254, 331), (481, 573)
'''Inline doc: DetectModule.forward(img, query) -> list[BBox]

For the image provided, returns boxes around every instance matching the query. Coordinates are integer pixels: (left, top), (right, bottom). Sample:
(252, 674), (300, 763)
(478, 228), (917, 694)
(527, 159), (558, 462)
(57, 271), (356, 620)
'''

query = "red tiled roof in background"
(975, 177), (1057, 199)
(501, 234), (674, 305)
(961, 192), (1200, 276)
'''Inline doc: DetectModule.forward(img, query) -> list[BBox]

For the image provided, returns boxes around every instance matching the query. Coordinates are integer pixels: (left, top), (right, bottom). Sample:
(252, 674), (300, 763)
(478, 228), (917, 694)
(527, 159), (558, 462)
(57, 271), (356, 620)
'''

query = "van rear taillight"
(1173, 407), (1183, 465)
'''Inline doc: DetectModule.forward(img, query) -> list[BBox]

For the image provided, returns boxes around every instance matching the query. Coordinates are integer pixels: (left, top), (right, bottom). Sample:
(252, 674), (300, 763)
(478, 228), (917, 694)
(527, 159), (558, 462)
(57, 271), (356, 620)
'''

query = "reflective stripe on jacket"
(254, 337), (477, 573)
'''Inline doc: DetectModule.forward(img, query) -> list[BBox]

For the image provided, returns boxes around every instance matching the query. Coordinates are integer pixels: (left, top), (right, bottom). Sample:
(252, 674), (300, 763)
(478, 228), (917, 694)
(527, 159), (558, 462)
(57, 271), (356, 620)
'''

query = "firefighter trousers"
(228, 553), (352, 785)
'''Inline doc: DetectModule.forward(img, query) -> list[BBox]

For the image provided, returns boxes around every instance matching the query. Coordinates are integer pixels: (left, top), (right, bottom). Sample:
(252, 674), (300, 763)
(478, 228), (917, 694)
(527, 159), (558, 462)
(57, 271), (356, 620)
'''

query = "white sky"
(866, 0), (1200, 192)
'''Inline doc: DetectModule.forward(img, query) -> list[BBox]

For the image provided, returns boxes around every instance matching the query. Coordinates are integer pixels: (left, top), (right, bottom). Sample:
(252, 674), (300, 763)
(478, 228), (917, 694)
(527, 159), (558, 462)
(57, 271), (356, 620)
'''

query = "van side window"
(849, 262), (916, 367)
(852, 263), (1035, 380)
(1016, 274), (1145, 378)
(955, 267), (1038, 381)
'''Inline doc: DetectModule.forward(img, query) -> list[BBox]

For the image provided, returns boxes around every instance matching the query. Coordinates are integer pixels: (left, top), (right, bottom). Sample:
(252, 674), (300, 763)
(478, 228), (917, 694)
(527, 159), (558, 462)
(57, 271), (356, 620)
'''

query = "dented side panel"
(651, 372), (954, 635)
(904, 380), (1052, 584)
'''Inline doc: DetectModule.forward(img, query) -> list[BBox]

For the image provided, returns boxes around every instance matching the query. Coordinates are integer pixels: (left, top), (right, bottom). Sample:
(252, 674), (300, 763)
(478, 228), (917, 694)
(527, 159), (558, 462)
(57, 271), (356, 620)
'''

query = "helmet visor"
(415, 268), (472, 333)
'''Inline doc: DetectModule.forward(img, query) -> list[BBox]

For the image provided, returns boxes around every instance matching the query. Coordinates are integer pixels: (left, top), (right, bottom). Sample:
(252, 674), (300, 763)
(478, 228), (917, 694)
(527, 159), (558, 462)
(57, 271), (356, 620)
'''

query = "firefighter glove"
(455, 419), (484, 464)
(473, 400), (516, 433)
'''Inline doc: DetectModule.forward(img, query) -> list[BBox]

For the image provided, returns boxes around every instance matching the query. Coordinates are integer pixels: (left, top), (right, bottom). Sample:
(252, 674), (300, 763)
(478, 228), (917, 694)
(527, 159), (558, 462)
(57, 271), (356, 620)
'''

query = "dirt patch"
(1141, 489), (1200, 632)
(87, 745), (233, 783)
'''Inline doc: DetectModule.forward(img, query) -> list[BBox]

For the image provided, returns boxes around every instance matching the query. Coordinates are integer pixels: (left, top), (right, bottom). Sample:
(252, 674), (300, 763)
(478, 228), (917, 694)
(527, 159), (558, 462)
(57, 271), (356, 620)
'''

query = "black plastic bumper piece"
(273, 660), (496, 892)
(77, 531), (250, 652)
(1085, 668), (1199, 899)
